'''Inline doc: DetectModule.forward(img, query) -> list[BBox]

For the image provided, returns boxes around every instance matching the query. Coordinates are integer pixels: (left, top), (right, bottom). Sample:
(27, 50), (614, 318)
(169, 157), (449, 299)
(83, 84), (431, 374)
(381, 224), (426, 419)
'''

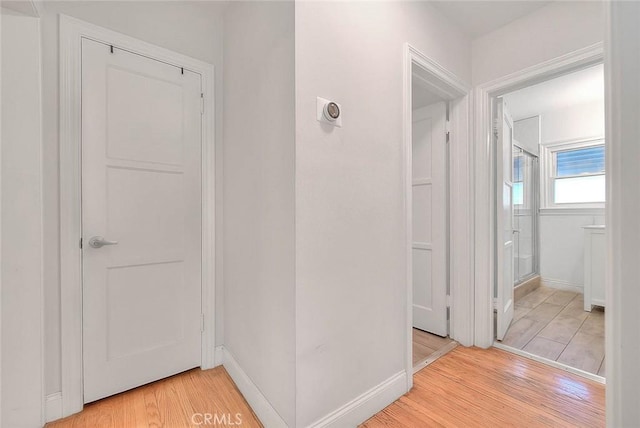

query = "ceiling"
(503, 63), (604, 119)
(430, 1), (553, 38)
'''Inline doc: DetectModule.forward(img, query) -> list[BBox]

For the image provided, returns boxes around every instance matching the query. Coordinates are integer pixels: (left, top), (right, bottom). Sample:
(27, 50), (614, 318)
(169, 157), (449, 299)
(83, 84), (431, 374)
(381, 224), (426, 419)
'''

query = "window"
(542, 139), (605, 207)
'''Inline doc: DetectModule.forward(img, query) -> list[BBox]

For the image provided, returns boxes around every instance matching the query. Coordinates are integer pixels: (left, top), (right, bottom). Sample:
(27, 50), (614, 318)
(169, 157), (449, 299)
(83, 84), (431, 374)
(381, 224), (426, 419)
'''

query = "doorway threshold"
(413, 341), (458, 374)
(493, 341), (605, 384)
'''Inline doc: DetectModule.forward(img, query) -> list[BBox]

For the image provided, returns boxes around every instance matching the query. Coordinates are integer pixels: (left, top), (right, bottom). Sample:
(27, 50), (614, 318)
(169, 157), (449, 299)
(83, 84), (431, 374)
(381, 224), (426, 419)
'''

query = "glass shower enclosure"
(512, 146), (539, 284)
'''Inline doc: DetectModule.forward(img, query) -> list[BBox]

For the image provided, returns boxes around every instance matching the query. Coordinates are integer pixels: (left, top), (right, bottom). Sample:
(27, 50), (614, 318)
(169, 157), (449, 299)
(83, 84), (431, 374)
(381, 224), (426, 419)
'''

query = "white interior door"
(496, 98), (515, 341)
(412, 102), (448, 337)
(82, 39), (202, 403)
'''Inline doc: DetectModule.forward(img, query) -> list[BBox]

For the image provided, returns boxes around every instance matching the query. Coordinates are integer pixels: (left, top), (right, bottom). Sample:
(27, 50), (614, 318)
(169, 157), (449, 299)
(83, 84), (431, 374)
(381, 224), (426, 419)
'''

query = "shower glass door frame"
(513, 145), (539, 285)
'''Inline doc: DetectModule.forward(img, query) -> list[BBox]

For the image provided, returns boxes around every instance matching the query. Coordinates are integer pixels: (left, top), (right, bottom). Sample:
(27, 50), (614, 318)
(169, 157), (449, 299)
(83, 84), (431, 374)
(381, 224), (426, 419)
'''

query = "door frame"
(403, 44), (473, 390)
(59, 14), (216, 418)
(473, 42), (604, 348)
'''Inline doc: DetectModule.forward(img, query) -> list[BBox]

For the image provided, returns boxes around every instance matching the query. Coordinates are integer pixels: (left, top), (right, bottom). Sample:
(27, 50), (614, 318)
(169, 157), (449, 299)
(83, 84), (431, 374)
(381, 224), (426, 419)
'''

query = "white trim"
(540, 278), (583, 294)
(38, 14), (46, 425)
(220, 347), (287, 428)
(58, 14), (216, 418)
(473, 42), (604, 348)
(539, 207), (605, 216)
(306, 370), (408, 428)
(0, 9), (3, 426)
(493, 342), (605, 384)
(45, 393), (63, 423)
(543, 135), (605, 149)
(1, 0), (41, 17)
(403, 43), (473, 391)
(214, 345), (224, 367)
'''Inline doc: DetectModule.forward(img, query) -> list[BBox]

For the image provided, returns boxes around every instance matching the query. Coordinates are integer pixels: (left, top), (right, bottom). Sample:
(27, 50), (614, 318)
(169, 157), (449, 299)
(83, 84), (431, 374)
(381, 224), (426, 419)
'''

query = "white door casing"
(81, 39), (202, 402)
(495, 98), (515, 341)
(412, 102), (448, 337)
(472, 44), (603, 349)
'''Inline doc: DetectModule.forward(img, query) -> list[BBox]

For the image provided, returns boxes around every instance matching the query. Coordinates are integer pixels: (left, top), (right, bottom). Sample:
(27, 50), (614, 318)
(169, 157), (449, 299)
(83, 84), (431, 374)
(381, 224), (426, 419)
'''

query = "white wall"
(514, 116), (540, 156)
(539, 99), (605, 144)
(472, 1), (604, 85)
(294, 2), (470, 426)
(38, 0), (226, 397)
(222, 2), (295, 426)
(537, 100), (605, 291)
(1, 8), (43, 427)
(606, 2), (640, 424)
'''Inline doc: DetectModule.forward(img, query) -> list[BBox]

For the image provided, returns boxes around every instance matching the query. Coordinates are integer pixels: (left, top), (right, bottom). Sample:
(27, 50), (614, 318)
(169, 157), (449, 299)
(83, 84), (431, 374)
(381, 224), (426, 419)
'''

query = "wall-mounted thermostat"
(317, 97), (342, 127)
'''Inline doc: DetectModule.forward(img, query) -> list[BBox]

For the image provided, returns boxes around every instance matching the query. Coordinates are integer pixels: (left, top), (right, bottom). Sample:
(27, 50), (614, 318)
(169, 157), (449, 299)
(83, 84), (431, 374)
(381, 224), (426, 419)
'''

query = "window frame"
(540, 137), (605, 209)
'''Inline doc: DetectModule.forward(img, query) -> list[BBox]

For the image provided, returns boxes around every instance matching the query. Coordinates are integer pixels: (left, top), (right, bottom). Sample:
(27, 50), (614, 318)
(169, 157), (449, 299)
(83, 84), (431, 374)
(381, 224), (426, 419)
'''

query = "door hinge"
(493, 118), (500, 138)
(493, 298), (498, 311)
(201, 314), (205, 332)
(200, 93), (204, 115)
(446, 294), (451, 308)
(445, 120), (451, 143)
(79, 238), (83, 249)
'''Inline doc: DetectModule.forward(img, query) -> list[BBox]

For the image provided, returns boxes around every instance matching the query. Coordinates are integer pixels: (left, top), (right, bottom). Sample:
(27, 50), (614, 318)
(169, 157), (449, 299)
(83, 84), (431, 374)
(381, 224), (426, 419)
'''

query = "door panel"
(412, 102), (447, 337)
(106, 262), (185, 360)
(107, 167), (185, 263)
(106, 67), (185, 165)
(82, 38), (202, 403)
(496, 98), (515, 341)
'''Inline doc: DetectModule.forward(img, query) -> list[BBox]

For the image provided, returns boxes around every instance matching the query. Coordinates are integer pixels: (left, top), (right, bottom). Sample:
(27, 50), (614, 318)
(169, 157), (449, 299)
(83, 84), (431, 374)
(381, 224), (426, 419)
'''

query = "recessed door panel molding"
(411, 101), (448, 337)
(106, 66), (185, 165)
(82, 38), (202, 403)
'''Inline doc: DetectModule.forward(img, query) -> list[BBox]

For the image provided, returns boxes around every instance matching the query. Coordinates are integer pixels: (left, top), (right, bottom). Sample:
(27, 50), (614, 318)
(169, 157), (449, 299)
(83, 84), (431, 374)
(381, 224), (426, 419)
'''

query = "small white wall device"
(317, 97), (342, 127)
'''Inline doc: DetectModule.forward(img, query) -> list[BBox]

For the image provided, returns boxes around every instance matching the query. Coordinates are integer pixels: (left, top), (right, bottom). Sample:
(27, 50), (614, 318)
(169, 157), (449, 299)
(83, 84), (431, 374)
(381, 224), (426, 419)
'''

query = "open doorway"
(404, 44), (472, 386)
(410, 65), (456, 371)
(493, 64), (606, 380)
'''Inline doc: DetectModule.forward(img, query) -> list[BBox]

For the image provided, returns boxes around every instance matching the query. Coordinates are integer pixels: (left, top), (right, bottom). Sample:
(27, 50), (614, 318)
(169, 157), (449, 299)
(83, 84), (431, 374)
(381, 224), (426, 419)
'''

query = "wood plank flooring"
(413, 328), (455, 365)
(46, 367), (263, 428)
(502, 286), (605, 376)
(46, 345), (604, 428)
(362, 346), (605, 427)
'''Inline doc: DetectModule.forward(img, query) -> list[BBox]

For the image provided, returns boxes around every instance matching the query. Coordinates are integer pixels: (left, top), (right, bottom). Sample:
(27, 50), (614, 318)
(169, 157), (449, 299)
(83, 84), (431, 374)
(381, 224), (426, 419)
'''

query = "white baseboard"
(214, 345), (224, 367)
(45, 392), (63, 423)
(541, 278), (583, 294)
(221, 346), (287, 428)
(306, 370), (407, 428)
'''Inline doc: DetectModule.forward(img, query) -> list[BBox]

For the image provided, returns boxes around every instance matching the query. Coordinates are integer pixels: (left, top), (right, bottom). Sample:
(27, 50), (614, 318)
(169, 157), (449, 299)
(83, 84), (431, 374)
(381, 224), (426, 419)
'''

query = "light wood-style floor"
(412, 328), (455, 366)
(46, 345), (605, 428)
(362, 346), (605, 427)
(502, 286), (605, 376)
(46, 367), (263, 428)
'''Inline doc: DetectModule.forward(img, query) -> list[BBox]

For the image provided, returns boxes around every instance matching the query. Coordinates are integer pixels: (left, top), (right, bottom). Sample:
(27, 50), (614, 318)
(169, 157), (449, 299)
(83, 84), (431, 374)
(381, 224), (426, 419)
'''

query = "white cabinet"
(584, 225), (606, 311)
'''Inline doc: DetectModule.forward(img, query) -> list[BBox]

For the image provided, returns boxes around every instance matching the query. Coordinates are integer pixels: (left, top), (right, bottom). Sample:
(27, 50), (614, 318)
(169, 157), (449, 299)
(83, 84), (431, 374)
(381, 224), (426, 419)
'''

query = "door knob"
(88, 236), (119, 248)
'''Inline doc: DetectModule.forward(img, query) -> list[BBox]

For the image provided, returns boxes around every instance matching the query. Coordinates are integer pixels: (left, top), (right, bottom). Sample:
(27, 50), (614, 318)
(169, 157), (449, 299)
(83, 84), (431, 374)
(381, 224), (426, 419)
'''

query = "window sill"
(539, 207), (605, 216)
